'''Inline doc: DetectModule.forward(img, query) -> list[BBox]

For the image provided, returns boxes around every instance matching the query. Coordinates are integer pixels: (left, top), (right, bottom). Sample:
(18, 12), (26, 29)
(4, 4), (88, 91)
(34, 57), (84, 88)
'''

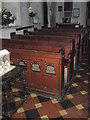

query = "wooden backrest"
(2, 38), (73, 58)
(40, 27), (86, 33)
(11, 32), (75, 43)
(23, 30), (79, 37)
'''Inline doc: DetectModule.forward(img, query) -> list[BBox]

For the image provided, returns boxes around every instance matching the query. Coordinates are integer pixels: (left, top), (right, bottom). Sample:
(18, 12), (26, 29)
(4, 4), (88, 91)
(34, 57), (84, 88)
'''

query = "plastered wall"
(55, 2), (87, 26)
(1, 2), (87, 28)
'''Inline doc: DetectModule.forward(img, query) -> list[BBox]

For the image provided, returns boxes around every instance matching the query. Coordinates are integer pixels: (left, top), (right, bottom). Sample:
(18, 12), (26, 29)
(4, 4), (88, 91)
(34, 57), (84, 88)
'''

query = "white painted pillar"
(50, 2), (56, 27)
(47, 2), (51, 27)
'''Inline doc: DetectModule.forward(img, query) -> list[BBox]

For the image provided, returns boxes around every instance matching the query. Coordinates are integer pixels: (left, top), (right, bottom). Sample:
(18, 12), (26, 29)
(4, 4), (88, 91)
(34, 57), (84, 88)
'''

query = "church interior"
(0, 1), (89, 119)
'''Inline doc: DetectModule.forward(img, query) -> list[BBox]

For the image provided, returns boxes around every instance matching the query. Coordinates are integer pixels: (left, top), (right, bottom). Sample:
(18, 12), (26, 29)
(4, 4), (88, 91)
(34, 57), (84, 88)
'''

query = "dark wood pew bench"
(10, 32), (78, 70)
(22, 30), (86, 65)
(2, 39), (66, 99)
(2, 37), (75, 85)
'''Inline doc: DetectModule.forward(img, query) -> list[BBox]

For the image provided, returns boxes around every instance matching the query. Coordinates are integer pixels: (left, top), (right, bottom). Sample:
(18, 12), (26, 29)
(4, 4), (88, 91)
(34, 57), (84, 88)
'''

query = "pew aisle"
(2, 54), (88, 119)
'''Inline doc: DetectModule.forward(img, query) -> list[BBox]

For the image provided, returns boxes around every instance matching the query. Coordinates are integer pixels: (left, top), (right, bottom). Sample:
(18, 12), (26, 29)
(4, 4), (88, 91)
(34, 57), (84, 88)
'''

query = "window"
(64, 1), (73, 17)
(64, 2), (73, 11)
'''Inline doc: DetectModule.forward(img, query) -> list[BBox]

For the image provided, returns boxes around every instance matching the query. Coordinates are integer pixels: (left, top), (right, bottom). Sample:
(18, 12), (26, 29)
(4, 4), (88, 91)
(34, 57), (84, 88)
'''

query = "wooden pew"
(34, 26), (87, 48)
(10, 34), (77, 89)
(23, 30), (79, 50)
(23, 29), (87, 68)
(1, 26), (88, 100)
(10, 32), (76, 52)
(40, 26), (87, 34)
(34, 27), (86, 40)
(34, 27), (88, 58)
(10, 32), (76, 72)
(23, 30), (79, 43)
(2, 28), (80, 100)
(2, 38), (67, 99)
(10, 32), (78, 70)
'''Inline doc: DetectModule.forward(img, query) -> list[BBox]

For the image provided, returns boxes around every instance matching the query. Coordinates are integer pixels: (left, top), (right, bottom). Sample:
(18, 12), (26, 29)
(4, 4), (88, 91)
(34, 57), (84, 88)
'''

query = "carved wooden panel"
(46, 64), (56, 75)
(31, 62), (40, 72)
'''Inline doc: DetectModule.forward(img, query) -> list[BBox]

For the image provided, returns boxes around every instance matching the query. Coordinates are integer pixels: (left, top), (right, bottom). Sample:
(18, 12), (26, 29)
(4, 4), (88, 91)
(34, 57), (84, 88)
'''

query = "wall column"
(47, 2), (51, 27)
(50, 2), (56, 27)
(20, 2), (30, 26)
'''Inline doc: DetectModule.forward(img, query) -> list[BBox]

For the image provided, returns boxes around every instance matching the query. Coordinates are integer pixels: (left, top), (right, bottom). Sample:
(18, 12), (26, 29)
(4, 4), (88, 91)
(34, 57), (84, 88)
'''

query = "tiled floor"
(2, 55), (89, 119)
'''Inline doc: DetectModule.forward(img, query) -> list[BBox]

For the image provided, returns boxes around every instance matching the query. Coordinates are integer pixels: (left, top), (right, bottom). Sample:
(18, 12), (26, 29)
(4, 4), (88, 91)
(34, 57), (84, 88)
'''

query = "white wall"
(20, 2), (30, 26)
(1, 2), (87, 29)
(73, 2), (87, 27)
(55, 2), (87, 26)
(30, 2), (44, 29)
(47, 2), (51, 27)
(2, 2), (30, 27)
(55, 2), (64, 24)
(30, 2), (87, 27)
(2, 2), (21, 26)
(0, 2), (44, 39)
(0, 27), (16, 39)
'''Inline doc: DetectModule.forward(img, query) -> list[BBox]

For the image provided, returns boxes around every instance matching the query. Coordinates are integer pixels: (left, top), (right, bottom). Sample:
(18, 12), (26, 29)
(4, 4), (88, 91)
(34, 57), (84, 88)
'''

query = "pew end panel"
(2, 37), (75, 87)
(7, 48), (65, 97)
